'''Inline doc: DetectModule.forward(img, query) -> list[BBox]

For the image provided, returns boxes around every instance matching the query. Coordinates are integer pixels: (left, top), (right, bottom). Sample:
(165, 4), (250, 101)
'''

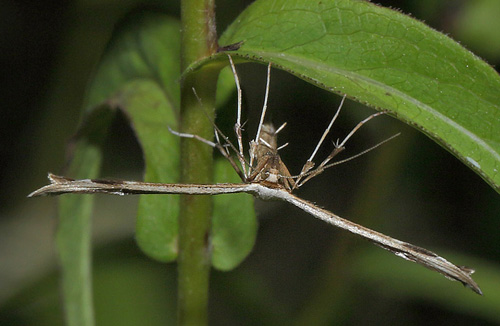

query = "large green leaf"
(212, 0), (500, 193)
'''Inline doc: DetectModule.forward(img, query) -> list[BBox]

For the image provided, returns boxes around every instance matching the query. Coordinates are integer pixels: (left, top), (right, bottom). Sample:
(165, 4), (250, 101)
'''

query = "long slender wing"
(28, 173), (257, 197)
(29, 174), (482, 294)
(281, 192), (482, 295)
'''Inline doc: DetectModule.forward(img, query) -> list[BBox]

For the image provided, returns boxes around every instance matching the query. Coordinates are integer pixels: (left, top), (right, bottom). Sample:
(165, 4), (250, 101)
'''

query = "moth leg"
(227, 54), (248, 178)
(250, 61), (272, 169)
(295, 95), (346, 188)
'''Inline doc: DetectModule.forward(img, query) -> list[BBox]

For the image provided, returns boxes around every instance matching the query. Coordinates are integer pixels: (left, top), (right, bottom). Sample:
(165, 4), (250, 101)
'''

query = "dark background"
(1, 0), (499, 325)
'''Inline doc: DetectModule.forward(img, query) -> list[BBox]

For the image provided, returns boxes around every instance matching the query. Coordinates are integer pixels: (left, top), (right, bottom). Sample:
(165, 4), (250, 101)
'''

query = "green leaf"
(215, 0), (500, 193)
(212, 159), (257, 271)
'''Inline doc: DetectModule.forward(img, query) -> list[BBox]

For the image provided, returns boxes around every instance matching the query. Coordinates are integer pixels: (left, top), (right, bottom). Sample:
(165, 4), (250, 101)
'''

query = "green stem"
(178, 0), (218, 325)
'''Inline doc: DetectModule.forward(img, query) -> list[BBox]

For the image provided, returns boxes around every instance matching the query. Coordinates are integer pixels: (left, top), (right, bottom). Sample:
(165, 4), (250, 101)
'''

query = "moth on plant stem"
(29, 55), (482, 295)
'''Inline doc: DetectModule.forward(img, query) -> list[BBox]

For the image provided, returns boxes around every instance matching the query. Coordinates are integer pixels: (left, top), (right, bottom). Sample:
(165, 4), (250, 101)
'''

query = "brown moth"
(29, 55), (482, 295)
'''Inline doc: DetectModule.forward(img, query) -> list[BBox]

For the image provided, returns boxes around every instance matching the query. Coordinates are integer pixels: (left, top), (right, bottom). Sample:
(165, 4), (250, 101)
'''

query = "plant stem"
(178, 0), (218, 325)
